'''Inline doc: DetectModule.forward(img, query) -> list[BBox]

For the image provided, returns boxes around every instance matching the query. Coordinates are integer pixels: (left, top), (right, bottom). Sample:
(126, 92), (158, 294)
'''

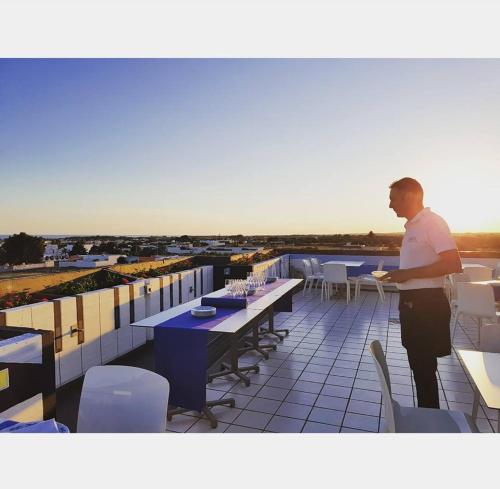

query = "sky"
(1, 58), (499, 236)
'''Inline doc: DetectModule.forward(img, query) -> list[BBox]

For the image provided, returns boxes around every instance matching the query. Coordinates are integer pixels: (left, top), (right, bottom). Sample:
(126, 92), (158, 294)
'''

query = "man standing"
(380, 177), (462, 409)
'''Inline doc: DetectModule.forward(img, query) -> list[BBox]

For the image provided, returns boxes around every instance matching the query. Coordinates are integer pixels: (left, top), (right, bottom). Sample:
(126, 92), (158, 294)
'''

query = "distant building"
(58, 254), (123, 268)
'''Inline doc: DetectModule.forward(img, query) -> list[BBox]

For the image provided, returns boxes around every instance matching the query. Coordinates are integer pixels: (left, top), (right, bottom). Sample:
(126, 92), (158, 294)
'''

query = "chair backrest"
(480, 324), (500, 353)
(302, 259), (313, 277)
(463, 266), (493, 282)
(494, 262), (500, 279)
(369, 340), (395, 433)
(449, 272), (470, 301)
(77, 365), (170, 433)
(310, 257), (322, 275)
(323, 263), (348, 283)
(376, 260), (384, 271)
(456, 282), (497, 320)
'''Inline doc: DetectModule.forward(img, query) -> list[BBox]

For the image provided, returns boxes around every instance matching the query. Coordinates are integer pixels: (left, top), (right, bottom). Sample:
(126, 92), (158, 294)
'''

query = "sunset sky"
(1, 58), (499, 235)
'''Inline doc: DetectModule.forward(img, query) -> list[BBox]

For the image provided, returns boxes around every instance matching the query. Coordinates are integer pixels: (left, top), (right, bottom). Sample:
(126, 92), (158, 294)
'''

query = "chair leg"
(346, 282), (350, 304)
(376, 281), (384, 303)
(451, 312), (460, 342)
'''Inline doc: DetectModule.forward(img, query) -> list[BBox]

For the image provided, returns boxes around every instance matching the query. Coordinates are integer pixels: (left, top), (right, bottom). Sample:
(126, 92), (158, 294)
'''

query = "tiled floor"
(165, 288), (498, 433)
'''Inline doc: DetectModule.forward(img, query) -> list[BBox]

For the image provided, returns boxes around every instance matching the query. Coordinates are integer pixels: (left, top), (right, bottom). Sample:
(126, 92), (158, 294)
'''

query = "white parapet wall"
(0, 265), (214, 389)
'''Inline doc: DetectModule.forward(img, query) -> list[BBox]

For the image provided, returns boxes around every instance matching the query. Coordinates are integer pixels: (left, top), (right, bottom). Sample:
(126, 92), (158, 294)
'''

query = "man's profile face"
(389, 188), (408, 218)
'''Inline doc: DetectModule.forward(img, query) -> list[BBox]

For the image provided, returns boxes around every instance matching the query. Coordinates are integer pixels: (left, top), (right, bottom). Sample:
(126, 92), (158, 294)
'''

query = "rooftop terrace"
(56, 287), (496, 434)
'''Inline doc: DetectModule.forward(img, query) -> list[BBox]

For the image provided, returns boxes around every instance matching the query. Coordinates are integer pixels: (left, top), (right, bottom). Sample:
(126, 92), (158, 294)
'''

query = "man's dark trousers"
(399, 288), (452, 409)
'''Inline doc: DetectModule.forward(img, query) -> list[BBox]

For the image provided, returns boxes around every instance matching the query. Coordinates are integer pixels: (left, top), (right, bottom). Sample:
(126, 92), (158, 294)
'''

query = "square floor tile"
(266, 376), (297, 389)
(274, 368), (303, 380)
(276, 402), (312, 420)
(315, 395), (349, 411)
(225, 425), (262, 433)
(302, 421), (341, 433)
(304, 363), (331, 374)
(256, 385), (290, 401)
(298, 371), (328, 383)
(342, 412), (379, 432)
(320, 384), (352, 398)
(325, 375), (355, 388)
(350, 388), (382, 403)
(233, 410), (273, 430)
(347, 399), (381, 417)
(266, 416), (305, 433)
(229, 383), (262, 396)
(285, 390), (318, 406)
(293, 380), (323, 394)
(308, 407), (344, 426)
(245, 373), (273, 385)
(246, 397), (282, 415)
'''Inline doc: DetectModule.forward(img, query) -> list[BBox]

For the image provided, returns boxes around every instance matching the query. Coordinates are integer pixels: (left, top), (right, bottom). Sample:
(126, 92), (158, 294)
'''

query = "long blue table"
(131, 278), (303, 427)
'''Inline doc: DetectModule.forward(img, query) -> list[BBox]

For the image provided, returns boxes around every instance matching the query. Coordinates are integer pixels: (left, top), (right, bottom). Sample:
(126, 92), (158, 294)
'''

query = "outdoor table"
(469, 280), (500, 302)
(322, 260), (365, 267)
(457, 349), (500, 433)
(131, 278), (302, 427)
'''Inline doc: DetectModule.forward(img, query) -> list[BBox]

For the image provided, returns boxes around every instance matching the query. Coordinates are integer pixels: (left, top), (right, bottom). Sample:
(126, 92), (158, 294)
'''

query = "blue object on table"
(265, 276), (277, 283)
(154, 307), (238, 412)
(0, 418), (69, 433)
(201, 297), (247, 309)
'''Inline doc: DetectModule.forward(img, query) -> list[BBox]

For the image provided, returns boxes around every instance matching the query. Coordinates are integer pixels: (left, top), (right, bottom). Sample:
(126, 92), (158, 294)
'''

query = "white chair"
(494, 262), (500, 279)
(369, 340), (478, 433)
(448, 272), (470, 312)
(480, 323), (500, 353)
(302, 259), (320, 294)
(463, 266), (493, 282)
(452, 282), (500, 343)
(310, 257), (324, 275)
(350, 259), (385, 303)
(321, 263), (353, 304)
(77, 365), (170, 433)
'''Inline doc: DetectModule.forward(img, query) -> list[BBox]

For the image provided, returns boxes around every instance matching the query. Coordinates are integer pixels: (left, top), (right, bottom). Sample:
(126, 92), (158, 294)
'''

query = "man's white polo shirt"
(399, 207), (457, 290)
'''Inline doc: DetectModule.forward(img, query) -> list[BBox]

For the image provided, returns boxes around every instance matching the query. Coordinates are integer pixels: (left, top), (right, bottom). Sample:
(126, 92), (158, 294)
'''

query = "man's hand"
(379, 269), (413, 283)
(378, 250), (462, 284)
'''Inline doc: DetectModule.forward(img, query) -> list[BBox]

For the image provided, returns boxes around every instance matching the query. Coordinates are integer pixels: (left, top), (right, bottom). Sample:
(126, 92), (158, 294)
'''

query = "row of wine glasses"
(225, 270), (269, 297)
(225, 279), (251, 298)
(247, 271), (267, 290)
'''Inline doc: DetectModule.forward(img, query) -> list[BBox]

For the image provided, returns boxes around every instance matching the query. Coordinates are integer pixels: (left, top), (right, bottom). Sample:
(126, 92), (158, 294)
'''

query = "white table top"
(463, 264), (491, 269)
(457, 350), (500, 409)
(470, 280), (500, 286)
(322, 260), (365, 267)
(131, 279), (303, 333)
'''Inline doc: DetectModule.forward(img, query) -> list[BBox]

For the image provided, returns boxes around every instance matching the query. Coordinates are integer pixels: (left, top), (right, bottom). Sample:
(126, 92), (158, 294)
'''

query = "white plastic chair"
(494, 262), (500, 279)
(350, 259), (385, 303)
(463, 266), (493, 282)
(302, 259), (320, 294)
(77, 365), (170, 433)
(480, 323), (500, 353)
(321, 263), (353, 304)
(310, 257), (324, 276)
(452, 282), (500, 343)
(369, 340), (478, 433)
(448, 272), (470, 312)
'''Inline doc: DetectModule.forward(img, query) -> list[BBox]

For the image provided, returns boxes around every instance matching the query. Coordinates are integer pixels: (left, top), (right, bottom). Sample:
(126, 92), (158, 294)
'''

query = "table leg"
(472, 387), (480, 421)
(239, 323), (277, 359)
(259, 306), (289, 341)
(208, 333), (259, 386)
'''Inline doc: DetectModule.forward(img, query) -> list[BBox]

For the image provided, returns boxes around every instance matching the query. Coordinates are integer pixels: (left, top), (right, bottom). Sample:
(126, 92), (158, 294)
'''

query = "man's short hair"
(389, 177), (424, 199)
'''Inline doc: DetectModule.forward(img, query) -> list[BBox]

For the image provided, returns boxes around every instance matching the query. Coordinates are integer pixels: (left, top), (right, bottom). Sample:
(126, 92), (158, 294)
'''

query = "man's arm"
(380, 249), (462, 283)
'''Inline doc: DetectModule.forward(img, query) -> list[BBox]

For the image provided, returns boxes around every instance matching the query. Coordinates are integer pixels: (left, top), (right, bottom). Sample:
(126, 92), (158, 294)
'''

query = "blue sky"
(1, 58), (499, 235)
